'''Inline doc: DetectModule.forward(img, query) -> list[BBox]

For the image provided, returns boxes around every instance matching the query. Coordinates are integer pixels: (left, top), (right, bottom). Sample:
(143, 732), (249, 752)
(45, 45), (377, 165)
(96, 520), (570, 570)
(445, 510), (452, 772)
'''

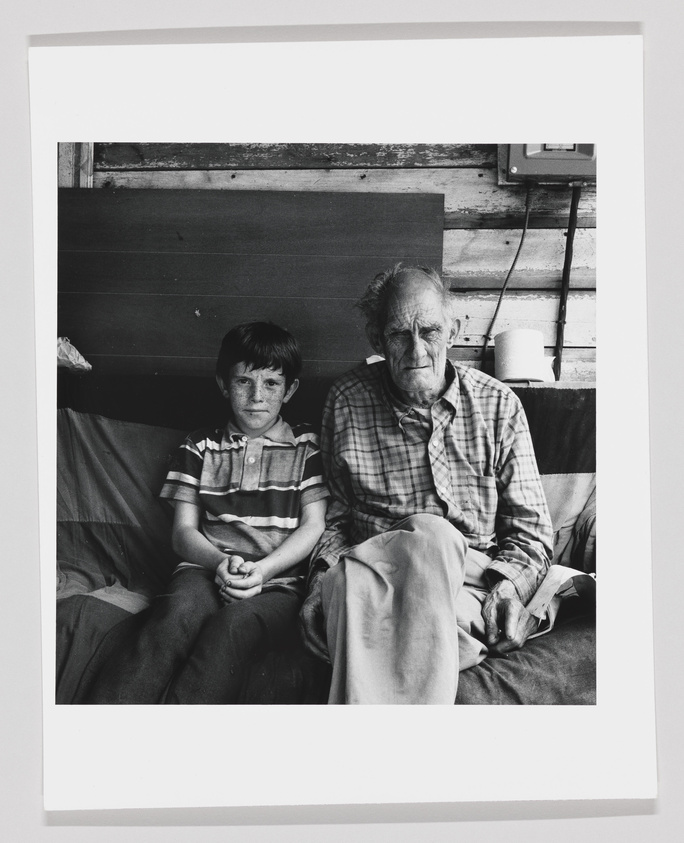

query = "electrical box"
(500, 144), (596, 184)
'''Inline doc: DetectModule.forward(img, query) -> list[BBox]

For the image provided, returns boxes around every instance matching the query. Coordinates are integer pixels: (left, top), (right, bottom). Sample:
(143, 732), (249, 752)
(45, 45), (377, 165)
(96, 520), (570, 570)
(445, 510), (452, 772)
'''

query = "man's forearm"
(485, 552), (549, 606)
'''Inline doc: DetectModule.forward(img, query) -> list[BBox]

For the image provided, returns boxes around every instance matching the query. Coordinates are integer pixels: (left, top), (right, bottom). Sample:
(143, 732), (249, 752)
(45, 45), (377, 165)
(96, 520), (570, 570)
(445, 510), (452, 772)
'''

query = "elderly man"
(300, 264), (554, 704)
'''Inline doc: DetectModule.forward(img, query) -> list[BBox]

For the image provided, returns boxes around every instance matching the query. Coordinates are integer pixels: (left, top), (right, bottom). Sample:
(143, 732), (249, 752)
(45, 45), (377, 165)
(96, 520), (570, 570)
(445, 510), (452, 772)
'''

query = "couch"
(56, 380), (596, 705)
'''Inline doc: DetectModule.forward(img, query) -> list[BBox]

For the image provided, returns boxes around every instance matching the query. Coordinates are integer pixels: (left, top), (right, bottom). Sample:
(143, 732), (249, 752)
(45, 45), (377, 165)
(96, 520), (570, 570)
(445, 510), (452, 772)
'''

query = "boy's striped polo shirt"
(160, 416), (328, 592)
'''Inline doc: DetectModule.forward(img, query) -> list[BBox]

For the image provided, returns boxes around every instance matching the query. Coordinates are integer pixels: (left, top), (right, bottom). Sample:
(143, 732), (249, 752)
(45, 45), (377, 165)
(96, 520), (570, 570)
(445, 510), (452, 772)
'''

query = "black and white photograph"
(28, 35), (654, 811)
(55, 142), (597, 708)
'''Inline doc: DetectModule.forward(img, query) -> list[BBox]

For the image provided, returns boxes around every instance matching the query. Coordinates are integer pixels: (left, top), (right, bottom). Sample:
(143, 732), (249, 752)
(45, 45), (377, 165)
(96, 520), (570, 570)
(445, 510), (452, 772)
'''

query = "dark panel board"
(94, 143), (497, 171)
(58, 293), (372, 362)
(58, 252), (434, 297)
(59, 188), (444, 257)
(58, 186), (443, 424)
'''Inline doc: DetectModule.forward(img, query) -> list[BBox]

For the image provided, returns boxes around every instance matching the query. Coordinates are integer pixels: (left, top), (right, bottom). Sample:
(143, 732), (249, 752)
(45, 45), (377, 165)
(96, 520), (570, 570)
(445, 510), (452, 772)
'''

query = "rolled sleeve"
(485, 400), (553, 604)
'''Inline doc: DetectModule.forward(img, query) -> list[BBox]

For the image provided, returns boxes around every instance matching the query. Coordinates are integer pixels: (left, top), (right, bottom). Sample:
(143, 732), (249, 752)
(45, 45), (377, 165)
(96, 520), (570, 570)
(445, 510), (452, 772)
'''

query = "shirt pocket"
(465, 474), (498, 539)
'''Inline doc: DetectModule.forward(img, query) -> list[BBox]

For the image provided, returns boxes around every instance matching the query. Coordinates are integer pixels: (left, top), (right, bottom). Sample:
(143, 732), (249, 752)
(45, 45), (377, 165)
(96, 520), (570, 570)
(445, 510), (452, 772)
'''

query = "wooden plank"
(58, 252), (421, 298)
(447, 270), (596, 291)
(443, 228), (596, 287)
(68, 354), (360, 380)
(92, 168), (596, 229)
(445, 211), (595, 230)
(59, 247), (596, 296)
(94, 143), (497, 170)
(69, 352), (595, 385)
(58, 143), (94, 188)
(78, 346), (595, 376)
(449, 290), (596, 347)
(58, 188), (444, 258)
(450, 354), (595, 383)
(449, 346), (596, 363)
(58, 289), (594, 370)
(449, 346), (596, 381)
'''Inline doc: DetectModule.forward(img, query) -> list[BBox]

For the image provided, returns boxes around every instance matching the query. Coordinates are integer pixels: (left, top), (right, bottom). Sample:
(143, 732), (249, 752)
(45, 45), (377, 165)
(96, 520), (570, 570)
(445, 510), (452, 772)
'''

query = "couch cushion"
(541, 472), (596, 565)
(58, 409), (186, 601)
(456, 602), (596, 704)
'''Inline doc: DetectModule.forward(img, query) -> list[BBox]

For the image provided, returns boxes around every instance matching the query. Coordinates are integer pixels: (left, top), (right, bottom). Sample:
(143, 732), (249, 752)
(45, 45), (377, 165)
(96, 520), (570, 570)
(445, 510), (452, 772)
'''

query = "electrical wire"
(553, 183), (582, 381)
(480, 181), (534, 369)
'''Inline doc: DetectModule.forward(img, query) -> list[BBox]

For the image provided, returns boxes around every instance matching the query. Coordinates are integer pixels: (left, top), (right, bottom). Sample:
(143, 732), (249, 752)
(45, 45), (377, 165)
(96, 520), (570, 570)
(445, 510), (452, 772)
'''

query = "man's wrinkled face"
(377, 279), (456, 403)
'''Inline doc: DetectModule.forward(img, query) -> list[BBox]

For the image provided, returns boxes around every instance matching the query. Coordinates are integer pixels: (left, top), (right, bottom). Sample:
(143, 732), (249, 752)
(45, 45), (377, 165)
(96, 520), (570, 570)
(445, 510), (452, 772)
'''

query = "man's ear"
(215, 373), (229, 398)
(283, 378), (299, 404)
(449, 318), (461, 347)
(365, 323), (384, 354)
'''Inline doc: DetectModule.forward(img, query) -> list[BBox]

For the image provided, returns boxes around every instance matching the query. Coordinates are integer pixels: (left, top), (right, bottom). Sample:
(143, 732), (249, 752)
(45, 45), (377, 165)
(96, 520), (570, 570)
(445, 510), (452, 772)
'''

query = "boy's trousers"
(82, 568), (300, 704)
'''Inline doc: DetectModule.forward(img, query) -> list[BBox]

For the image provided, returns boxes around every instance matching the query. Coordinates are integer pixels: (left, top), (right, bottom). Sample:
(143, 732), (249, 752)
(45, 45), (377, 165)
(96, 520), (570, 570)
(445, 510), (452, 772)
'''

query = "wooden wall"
(57, 143), (595, 428)
(78, 143), (596, 380)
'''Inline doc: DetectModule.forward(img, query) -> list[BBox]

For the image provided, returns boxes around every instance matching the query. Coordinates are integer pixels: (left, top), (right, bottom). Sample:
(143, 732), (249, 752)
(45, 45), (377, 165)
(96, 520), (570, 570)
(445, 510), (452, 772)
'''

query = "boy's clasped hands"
(215, 554), (264, 602)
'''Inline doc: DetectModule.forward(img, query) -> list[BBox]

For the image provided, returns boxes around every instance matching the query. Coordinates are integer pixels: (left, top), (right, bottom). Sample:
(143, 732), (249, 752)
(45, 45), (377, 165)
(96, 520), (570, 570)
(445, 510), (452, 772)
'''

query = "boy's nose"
(251, 383), (265, 402)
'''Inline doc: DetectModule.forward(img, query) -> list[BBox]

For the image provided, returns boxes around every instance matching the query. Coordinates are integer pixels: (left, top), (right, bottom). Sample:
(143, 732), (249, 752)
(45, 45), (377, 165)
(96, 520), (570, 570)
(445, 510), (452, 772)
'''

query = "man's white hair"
(355, 263), (454, 335)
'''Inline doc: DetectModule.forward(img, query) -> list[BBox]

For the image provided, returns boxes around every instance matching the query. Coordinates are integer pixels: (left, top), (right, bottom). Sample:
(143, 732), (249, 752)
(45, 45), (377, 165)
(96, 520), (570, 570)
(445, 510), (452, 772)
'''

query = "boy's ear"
(282, 378), (299, 404)
(365, 323), (384, 354)
(215, 373), (230, 398)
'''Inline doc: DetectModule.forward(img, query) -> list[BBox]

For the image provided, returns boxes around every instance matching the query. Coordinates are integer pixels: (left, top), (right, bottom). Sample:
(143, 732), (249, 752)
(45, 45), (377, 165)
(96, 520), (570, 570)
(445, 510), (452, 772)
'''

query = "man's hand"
(215, 555), (263, 602)
(482, 579), (538, 655)
(299, 567), (330, 663)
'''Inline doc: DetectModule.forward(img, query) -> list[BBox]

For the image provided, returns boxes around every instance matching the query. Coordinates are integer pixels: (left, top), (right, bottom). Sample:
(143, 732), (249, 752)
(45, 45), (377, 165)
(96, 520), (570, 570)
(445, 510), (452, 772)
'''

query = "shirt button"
(247, 457), (256, 464)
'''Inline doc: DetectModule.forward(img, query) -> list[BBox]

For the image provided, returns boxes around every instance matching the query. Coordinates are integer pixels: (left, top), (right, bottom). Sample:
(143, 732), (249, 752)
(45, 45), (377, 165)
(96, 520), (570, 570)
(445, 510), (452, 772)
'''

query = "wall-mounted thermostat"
(499, 144), (596, 184)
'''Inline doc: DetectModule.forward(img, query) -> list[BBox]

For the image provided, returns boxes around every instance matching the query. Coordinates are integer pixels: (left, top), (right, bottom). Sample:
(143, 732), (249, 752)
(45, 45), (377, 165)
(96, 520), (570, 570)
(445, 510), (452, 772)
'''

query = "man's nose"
(407, 332), (426, 357)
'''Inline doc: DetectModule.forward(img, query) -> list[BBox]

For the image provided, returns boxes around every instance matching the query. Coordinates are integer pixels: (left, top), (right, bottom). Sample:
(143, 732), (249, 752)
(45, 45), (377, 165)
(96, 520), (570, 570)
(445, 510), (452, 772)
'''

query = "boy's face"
(217, 362), (298, 438)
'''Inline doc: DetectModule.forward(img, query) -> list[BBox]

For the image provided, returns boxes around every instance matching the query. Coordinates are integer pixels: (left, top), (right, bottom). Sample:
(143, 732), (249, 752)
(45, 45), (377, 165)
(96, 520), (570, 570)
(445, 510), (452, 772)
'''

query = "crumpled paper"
(57, 337), (92, 372)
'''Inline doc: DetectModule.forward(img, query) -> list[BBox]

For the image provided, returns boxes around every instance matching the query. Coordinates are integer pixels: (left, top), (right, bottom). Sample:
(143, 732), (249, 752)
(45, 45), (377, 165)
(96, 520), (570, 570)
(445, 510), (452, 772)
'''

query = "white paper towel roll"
(494, 329), (551, 382)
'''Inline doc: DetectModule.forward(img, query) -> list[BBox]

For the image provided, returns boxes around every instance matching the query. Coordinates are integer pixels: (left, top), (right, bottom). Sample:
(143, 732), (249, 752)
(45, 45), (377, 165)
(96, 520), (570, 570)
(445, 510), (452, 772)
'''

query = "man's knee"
(397, 513), (468, 555)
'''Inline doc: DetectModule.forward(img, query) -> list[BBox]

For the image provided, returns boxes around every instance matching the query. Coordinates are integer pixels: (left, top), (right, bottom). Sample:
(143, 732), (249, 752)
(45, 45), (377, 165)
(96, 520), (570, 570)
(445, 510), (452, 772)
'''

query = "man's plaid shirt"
(311, 360), (553, 604)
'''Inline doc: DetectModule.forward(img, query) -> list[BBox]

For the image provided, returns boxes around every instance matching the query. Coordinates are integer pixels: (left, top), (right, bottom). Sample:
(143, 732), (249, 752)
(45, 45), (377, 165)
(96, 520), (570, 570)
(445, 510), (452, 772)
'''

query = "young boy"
(86, 322), (328, 704)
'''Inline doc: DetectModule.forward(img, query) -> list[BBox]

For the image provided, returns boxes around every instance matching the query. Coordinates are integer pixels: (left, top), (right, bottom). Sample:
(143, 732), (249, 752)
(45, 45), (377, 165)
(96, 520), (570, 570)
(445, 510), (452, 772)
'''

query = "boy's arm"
(217, 497), (327, 601)
(171, 500), (229, 573)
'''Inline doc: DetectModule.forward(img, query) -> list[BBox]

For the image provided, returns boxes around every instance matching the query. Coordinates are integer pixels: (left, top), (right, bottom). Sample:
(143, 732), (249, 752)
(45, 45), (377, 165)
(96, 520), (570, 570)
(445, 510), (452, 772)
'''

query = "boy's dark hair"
(216, 321), (302, 388)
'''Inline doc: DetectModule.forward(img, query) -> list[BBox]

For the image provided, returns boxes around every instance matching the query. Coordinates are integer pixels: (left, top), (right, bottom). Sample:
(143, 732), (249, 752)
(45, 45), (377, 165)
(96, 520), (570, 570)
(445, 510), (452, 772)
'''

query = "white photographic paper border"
(30, 34), (654, 811)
